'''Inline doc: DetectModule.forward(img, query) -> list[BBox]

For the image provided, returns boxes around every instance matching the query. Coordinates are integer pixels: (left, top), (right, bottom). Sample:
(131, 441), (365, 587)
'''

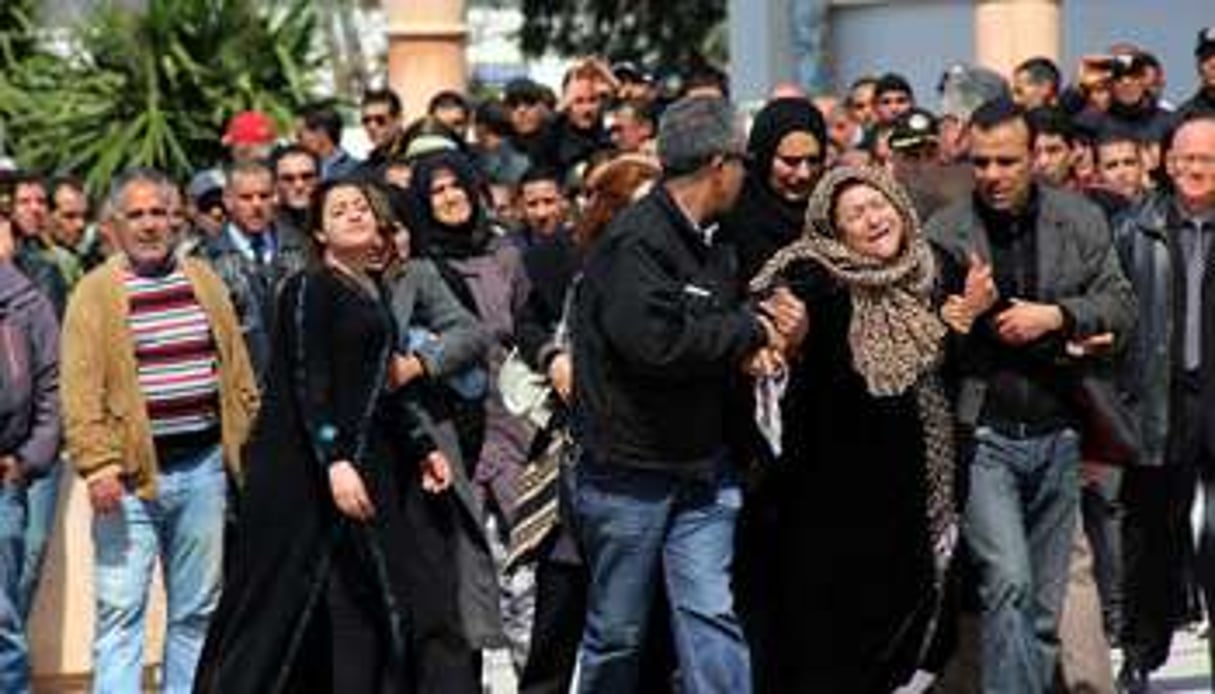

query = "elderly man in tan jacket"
(60, 168), (258, 693)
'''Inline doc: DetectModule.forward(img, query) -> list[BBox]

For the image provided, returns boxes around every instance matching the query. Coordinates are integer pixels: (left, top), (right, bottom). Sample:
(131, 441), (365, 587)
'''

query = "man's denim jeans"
(19, 463), (61, 618)
(964, 426), (1080, 694)
(574, 454), (751, 694)
(0, 482), (31, 694)
(91, 446), (226, 694)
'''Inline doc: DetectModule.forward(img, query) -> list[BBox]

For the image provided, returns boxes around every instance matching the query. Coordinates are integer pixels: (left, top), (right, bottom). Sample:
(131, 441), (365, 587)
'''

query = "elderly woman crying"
(741, 165), (997, 693)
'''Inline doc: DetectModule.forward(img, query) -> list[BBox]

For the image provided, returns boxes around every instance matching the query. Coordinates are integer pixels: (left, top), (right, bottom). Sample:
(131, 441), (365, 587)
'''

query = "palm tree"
(0, 0), (40, 66)
(519, 0), (726, 65)
(0, 0), (319, 193)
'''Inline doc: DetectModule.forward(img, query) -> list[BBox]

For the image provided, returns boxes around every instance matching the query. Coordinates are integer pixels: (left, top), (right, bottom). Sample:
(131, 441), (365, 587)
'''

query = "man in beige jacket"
(60, 168), (258, 693)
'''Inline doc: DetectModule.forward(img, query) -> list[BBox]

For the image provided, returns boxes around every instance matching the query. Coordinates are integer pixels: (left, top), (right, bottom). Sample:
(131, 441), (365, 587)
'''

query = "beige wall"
(384, 0), (469, 123)
(974, 0), (1061, 78)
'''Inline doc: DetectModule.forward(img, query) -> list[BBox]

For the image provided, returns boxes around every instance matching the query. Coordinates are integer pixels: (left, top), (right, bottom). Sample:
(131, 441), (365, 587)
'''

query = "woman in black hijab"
(407, 149), (537, 671)
(722, 97), (829, 281)
(727, 98), (830, 684)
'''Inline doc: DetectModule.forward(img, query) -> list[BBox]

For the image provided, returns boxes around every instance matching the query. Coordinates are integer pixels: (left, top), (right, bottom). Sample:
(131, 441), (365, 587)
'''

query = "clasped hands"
(746, 286), (808, 378)
(943, 253), (1110, 351)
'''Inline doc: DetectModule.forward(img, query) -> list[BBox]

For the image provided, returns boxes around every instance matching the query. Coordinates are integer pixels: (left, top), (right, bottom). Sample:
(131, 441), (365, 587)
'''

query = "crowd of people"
(1, 24), (1215, 694)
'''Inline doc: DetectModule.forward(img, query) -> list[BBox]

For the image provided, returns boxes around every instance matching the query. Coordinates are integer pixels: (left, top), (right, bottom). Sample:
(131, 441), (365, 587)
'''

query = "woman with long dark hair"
(194, 180), (453, 694)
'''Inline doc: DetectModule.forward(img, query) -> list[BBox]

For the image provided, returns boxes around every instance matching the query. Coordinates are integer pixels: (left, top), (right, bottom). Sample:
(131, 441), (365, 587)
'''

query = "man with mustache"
(197, 160), (308, 381)
(926, 97), (1135, 694)
(60, 168), (258, 693)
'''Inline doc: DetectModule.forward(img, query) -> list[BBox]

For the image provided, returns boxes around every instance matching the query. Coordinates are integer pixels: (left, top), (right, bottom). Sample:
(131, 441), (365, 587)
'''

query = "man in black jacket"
(1112, 114), (1215, 693)
(926, 98), (1135, 694)
(271, 144), (319, 243)
(571, 96), (804, 693)
(198, 160), (309, 381)
(528, 66), (612, 181)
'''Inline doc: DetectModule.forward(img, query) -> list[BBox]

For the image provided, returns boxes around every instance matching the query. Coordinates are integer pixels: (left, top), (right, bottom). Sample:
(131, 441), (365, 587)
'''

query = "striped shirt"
(124, 268), (220, 441)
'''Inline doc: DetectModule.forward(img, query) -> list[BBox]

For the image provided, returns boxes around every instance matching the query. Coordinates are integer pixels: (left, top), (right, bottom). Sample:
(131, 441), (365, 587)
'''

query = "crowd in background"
(0, 23), (1214, 694)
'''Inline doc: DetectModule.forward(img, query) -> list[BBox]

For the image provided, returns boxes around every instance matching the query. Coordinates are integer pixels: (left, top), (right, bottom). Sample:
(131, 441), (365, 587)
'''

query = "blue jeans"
(0, 482), (30, 694)
(91, 446), (226, 694)
(964, 426), (1080, 694)
(19, 462), (61, 618)
(574, 455), (751, 694)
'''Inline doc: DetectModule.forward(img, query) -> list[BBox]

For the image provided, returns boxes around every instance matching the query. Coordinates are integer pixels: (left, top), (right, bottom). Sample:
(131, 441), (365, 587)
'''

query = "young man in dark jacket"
(0, 245), (60, 694)
(925, 98), (1135, 694)
(570, 96), (806, 693)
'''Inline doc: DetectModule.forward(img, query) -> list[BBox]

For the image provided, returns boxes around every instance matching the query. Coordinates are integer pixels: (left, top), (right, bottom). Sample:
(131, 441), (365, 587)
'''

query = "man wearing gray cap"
(570, 96), (806, 693)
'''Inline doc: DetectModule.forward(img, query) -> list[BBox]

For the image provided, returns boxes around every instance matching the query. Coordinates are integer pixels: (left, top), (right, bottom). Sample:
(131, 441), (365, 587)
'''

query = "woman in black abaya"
(194, 180), (454, 694)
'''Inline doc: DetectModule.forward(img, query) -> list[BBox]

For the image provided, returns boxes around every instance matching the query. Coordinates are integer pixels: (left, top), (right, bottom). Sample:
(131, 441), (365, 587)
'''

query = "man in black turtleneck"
(925, 98), (1135, 694)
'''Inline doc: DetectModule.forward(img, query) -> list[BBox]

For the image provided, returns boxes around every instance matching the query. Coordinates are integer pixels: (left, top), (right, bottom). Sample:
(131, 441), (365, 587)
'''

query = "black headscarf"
(405, 149), (493, 260)
(747, 97), (828, 182)
(723, 97), (827, 280)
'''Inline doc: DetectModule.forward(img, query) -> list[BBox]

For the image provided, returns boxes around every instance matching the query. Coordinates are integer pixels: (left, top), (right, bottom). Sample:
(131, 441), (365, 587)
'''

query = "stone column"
(384, 0), (469, 123)
(974, 0), (1061, 78)
(30, 474), (167, 688)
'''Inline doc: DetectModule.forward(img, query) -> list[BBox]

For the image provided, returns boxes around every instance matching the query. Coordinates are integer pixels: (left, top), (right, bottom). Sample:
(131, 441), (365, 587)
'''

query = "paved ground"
(1116, 628), (1212, 693)
(484, 630), (1214, 693)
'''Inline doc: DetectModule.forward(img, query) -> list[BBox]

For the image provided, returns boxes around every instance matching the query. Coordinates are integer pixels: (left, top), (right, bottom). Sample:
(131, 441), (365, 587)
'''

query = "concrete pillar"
(384, 0), (468, 123)
(30, 474), (167, 689)
(974, 0), (1061, 78)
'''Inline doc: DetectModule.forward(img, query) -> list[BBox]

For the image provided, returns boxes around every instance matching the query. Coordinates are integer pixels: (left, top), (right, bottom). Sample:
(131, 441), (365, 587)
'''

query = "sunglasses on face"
(278, 171), (317, 184)
(970, 155), (1024, 168)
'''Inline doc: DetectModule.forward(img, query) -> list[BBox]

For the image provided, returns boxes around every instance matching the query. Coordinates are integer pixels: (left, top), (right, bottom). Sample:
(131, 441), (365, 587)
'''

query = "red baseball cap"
(222, 110), (277, 146)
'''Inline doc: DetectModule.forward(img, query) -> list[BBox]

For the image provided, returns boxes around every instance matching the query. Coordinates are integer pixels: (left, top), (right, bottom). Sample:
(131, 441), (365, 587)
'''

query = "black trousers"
(1121, 388), (1213, 675)
(518, 559), (587, 694)
(1081, 467), (1124, 637)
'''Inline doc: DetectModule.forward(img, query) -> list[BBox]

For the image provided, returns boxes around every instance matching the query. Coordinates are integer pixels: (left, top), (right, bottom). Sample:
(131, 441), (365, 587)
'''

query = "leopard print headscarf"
(751, 165), (945, 396)
(750, 165), (957, 587)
